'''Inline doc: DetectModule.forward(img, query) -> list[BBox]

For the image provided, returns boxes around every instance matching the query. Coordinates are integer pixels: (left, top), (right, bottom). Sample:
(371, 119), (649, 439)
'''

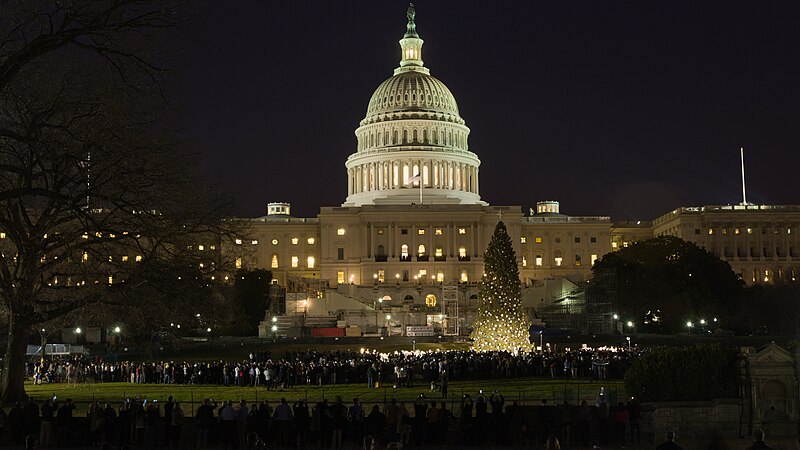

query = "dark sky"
(180, 1), (800, 220)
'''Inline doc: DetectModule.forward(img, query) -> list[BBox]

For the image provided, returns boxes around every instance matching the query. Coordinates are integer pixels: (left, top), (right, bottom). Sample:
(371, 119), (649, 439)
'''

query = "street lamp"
(539, 330), (544, 352)
(700, 319), (706, 326)
(395, 273), (400, 284)
(74, 327), (82, 334)
(272, 316), (278, 323)
(686, 321), (693, 328)
(626, 336), (631, 349)
(613, 314), (619, 320)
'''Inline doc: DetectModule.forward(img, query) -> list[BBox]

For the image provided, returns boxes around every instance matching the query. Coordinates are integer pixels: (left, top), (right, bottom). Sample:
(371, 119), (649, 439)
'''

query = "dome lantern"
(396, 3), (429, 75)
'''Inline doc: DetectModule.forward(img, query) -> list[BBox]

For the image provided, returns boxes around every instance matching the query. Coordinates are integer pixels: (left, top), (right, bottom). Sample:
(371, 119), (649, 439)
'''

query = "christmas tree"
(471, 221), (531, 353)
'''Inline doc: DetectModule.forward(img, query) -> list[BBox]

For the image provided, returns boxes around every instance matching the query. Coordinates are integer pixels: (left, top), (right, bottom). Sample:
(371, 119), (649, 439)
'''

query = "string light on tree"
(471, 221), (531, 353)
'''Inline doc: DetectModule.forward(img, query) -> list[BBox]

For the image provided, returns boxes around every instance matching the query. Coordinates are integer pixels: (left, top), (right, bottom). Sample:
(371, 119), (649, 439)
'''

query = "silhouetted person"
(656, 430), (683, 450)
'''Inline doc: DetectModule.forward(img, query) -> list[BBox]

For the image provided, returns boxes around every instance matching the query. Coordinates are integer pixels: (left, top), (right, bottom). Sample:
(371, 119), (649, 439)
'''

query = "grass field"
(26, 377), (625, 416)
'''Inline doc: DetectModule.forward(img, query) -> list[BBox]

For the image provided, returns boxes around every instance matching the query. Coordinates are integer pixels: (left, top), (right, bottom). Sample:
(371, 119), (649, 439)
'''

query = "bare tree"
(0, 1), (235, 402)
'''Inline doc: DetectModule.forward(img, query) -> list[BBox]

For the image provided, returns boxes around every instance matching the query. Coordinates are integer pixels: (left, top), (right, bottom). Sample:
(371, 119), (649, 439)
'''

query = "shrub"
(624, 343), (737, 402)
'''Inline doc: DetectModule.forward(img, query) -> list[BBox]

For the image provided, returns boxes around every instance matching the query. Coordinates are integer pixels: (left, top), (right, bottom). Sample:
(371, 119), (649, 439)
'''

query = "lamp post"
(395, 273), (400, 285)
(112, 326), (121, 350)
(39, 328), (47, 362)
(626, 336), (631, 349)
(539, 330), (544, 352)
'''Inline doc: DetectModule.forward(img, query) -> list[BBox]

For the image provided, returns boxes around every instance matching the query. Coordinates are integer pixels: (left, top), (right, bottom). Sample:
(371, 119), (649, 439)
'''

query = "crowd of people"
(2, 389), (644, 449)
(27, 346), (644, 389)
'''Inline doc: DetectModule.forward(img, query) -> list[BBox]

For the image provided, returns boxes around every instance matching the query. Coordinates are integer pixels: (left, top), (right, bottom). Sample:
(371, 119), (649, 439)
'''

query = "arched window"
(403, 129), (408, 143)
(418, 244), (426, 256)
(377, 245), (385, 256)
(403, 295), (415, 304)
(393, 130), (398, 145)
(401, 244), (409, 258)
(423, 129), (428, 143)
(271, 254), (279, 269)
(413, 129), (418, 142)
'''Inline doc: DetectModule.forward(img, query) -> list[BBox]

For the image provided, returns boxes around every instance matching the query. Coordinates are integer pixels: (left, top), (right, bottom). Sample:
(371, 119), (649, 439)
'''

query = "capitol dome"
(343, 5), (484, 207)
(363, 71), (463, 125)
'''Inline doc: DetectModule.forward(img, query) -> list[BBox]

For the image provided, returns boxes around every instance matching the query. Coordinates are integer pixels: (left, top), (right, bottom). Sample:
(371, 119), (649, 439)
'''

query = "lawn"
(26, 377), (625, 416)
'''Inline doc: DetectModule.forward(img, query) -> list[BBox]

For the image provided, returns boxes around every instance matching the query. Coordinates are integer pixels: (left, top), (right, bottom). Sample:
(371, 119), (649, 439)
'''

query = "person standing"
(656, 430), (683, 450)
(170, 401), (184, 449)
(273, 397), (293, 447)
(348, 398), (365, 445)
(195, 399), (215, 448)
(39, 399), (53, 447)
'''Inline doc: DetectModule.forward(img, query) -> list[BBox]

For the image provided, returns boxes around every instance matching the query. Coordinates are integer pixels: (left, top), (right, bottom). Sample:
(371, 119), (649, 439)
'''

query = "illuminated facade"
(227, 7), (800, 335)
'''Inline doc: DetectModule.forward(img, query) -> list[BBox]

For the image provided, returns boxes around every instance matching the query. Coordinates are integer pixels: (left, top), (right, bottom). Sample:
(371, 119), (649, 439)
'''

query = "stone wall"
(644, 398), (743, 442)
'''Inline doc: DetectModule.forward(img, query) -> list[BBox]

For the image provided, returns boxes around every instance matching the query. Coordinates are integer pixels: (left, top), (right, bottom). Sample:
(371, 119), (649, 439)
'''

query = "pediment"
(752, 343), (795, 364)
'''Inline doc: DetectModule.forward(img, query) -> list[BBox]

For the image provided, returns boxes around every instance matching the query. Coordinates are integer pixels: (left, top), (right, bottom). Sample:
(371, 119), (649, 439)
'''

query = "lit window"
(235, 239), (242, 245)
(788, 228), (793, 235)
(435, 229), (443, 235)
(198, 245), (204, 251)
(307, 237), (315, 244)
(108, 276), (113, 285)
(337, 271), (345, 284)
(612, 242), (618, 248)
(292, 238), (299, 245)
(418, 229), (425, 235)
(458, 228), (466, 235)
(210, 245), (216, 250)
(121, 256), (129, 262)
(591, 254), (598, 265)
(437, 272), (444, 282)
(575, 254), (581, 266)
(459, 247), (467, 258)
(108, 256), (113, 262)
(307, 256), (315, 269)
(81, 233), (88, 239)
(535, 256), (543, 266)
(623, 242), (629, 248)
(435, 248), (443, 257)
(735, 228), (740, 235)
(251, 240), (258, 245)
(522, 256), (527, 267)
(401, 244), (409, 258)
(419, 269), (427, 277)
(271, 254), (278, 269)
(555, 257), (563, 266)
(521, 237), (527, 244)
(82, 252), (89, 261)
(291, 256), (299, 268)
(337, 228), (346, 236)
(135, 255), (142, 262)
(0, 232), (5, 239)
(747, 228), (753, 235)
(199, 262), (204, 268)
(418, 244), (426, 256)
(708, 228), (713, 235)
(535, 237), (542, 243)
(460, 271), (469, 282)
(378, 269), (384, 282)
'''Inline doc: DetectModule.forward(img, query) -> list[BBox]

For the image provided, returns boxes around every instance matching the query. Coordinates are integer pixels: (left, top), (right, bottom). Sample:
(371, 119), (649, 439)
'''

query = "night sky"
(180, 1), (800, 220)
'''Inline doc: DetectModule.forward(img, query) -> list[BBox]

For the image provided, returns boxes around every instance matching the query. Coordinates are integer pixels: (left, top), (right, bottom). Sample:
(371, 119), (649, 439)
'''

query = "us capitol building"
(222, 7), (800, 336)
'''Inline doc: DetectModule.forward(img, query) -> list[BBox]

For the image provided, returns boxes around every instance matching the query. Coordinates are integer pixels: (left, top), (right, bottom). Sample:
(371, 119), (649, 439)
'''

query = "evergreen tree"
(471, 221), (531, 352)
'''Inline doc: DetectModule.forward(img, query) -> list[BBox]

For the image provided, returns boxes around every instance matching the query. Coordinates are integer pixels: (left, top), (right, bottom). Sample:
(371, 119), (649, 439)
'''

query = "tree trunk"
(1, 314), (30, 404)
